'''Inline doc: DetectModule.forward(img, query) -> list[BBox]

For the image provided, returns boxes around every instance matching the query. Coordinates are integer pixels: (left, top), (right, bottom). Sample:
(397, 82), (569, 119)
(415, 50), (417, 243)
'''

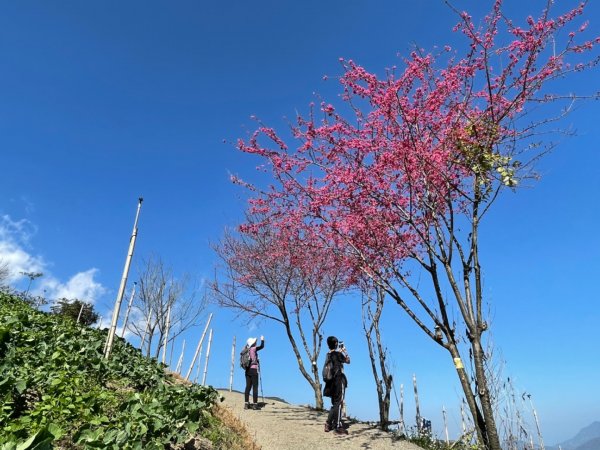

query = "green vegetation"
(405, 432), (480, 450)
(0, 291), (237, 449)
(50, 299), (99, 327)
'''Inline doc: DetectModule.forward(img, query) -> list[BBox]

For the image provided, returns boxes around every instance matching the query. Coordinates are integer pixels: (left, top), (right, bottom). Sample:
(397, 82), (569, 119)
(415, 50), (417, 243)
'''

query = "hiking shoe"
(244, 403), (251, 410)
(334, 427), (348, 435)
(324, 423), (331, 432)
(251, 403), (260, 410)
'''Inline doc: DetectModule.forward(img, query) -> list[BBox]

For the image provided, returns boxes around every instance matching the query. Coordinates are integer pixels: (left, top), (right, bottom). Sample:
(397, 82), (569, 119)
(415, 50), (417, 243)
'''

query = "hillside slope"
(0, 291), (253, 450)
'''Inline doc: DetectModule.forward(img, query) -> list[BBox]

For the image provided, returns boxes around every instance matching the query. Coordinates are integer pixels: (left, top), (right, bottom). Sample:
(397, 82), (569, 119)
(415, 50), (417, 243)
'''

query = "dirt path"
(218, 390), (424, 450)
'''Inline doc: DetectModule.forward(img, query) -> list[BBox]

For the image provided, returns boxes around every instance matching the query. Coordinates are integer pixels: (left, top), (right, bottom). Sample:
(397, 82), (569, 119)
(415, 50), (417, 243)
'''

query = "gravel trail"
(218, 390), (424, 450)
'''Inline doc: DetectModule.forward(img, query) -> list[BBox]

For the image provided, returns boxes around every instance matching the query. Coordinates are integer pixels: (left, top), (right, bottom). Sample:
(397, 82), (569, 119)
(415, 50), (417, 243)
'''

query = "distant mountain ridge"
(572, 436), (600, 450)
(547, 421), (600, 450)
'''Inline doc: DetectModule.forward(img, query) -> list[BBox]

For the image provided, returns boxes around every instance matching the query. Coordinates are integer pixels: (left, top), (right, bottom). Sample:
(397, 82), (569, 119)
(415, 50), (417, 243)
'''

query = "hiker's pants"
(327, 379), (345, 429)
(244, 367), (259, 403)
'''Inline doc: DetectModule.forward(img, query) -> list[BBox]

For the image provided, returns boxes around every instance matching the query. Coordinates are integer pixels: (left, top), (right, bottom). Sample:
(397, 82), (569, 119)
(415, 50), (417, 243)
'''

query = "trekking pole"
(259, 365), (265, 403)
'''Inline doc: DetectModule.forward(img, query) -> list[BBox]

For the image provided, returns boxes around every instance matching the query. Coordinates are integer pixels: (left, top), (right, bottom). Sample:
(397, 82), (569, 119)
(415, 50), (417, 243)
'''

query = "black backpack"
(240, 345), (251, 370)
(322, 353), (336, 382)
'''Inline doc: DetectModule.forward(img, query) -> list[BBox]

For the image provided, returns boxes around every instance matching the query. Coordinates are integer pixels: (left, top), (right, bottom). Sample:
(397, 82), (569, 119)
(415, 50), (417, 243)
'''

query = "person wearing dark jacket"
(323, 335), (350, 434)
(244, 335), (264, 410)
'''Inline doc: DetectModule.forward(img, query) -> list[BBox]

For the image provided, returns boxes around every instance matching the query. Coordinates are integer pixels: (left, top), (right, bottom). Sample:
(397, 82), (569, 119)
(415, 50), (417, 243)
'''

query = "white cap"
(247, 337), (257, 347)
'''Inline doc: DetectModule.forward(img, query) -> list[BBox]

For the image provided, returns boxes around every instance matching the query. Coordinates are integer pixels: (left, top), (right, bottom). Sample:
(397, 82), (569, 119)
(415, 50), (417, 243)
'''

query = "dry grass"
(164, 370), (260, 449)
(166, 369), (192, 385)
(212, 403), (262, 450)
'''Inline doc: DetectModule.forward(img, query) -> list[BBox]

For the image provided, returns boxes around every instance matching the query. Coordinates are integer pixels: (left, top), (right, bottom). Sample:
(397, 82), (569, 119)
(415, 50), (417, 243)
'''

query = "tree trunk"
(472, 337), (502, 450)
(362, 287), (392, 430)
(447, 342), (488, 447)
(281, 313), (324, 410)
(378, 376), (392, 430)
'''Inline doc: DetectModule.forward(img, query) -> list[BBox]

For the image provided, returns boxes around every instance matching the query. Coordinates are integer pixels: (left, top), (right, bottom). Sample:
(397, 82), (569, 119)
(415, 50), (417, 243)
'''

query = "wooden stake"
(185, 313), (213, 380)
(229, 336), (236, 392)
(201, 328), (213, 385)
(413, 374), (421, 433)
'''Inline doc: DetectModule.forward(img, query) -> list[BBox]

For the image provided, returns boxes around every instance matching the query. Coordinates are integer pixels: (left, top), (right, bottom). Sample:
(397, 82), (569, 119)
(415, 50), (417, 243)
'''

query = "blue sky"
(1, 0), (598, 445)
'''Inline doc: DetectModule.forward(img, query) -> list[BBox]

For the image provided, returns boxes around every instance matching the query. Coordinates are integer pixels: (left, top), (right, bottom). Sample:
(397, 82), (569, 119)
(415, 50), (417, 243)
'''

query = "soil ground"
(218, 389), (425, 450)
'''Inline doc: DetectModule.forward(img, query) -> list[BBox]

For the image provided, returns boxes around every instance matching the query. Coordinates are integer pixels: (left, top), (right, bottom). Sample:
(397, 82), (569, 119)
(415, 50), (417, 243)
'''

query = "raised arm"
(256, 335), (265, 351)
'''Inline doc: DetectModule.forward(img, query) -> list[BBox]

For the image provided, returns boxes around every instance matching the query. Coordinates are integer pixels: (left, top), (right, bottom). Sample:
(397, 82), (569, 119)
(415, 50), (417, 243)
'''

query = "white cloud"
(0, 215), (44, 283)
(0, 214), (37, 243)
(37, 269), (106, 304)
(121, 306), (151, 339)
(0, 214), (107, 304)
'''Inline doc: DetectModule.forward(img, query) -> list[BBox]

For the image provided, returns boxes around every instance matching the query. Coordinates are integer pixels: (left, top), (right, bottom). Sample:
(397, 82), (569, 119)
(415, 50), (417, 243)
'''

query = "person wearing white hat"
(244, 335), (264, 410)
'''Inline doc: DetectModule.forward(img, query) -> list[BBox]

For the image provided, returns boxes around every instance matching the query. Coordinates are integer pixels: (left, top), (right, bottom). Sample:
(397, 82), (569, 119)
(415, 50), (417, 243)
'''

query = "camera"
(338, 341), (345, 350)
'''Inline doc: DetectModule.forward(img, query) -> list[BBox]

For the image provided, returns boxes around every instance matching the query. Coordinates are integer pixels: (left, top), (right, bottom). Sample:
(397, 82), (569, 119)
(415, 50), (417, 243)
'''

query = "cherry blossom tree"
(234, 2), (598, 448)
(212, 219), (348, 410)
(361, 283), (393, 431)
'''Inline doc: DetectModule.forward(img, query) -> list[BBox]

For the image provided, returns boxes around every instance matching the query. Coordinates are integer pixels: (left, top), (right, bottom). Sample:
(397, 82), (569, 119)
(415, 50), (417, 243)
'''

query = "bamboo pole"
(105, 197), (143, 359)
(528, 397), (545, 450)
(161, 303), (172, 365)
(461, 400), (467, 434)
(76, 303), (84, 324)
(442, 406), (449, 445)
(194, 354), (202, 383)
(185, 313), (213, 380)
(140, 307), (153, 351)
(175, 339), (186, 374)
(201, 328), (213, 386)
(413, 374), (421, 433)
(120, 282), (137, 338)
(400, 383), (405, 435)
(229, 336), (236, 392)
(169, 335), (176, 368)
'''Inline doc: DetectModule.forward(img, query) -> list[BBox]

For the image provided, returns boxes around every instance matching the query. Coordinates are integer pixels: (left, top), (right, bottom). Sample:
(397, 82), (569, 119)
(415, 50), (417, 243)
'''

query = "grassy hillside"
(0, 291), (254, 450)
